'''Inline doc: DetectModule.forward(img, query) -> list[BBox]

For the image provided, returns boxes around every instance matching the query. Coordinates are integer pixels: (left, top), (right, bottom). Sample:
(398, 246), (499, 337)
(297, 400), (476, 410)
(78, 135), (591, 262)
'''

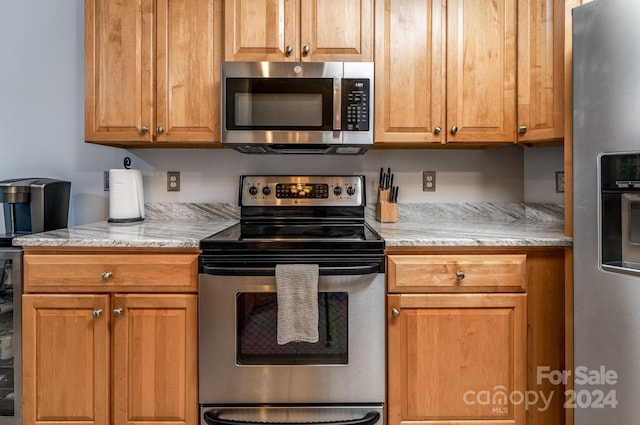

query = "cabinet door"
(156, 0), (221, 143)
(517, 0), (564, 144)
(300, 0), (373, 62)
(224, 0), (297, 61)
(22, 295), (110, 425)
(374, 0), (445, 144)
(112, 294), (198, 425)
(446, 0), (517, 143)
(387, 293), (526, 425)
(85, 0), (154, 143)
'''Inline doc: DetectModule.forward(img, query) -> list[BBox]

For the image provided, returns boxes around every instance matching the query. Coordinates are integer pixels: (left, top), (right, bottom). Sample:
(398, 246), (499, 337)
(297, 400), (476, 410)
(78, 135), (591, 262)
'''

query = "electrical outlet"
(167, 171), (181, 192)
(103, 171), (109, 191)
(423, 171), (436, 192)
(555, 171), (565, 193)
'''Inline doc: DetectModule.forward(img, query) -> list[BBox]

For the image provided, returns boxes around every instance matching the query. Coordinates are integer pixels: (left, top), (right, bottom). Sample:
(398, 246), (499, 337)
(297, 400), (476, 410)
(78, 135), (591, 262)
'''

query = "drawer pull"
(391, 308), (400, 318)
(92, 309), (103, 319)
(456, 271), (465, 280)
(101, 271), (113, 281)
(113, 308), (123, 317)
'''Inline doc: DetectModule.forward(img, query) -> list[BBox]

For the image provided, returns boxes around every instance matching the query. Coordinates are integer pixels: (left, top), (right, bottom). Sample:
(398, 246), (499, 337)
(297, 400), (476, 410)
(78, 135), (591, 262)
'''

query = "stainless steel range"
(198, 175), (385, 425)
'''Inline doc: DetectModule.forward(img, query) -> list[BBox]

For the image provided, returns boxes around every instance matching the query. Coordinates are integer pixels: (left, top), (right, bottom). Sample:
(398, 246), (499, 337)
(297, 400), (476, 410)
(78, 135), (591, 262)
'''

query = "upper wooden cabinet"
(224, 0), (373, 62)
(85, 0), (222, 146)
(375, 0), (517, 145)
(517, 0), (565, 144)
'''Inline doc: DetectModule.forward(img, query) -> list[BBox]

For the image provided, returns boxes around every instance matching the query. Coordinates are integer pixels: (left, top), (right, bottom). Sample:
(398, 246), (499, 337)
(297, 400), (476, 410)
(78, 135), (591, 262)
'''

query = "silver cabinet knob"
(391, 308), (400, 318)
(140, 126), (149, 134)
(113, 308), (123, 317)
(101, 271), (112, 281)
(92, 309), (103, 318)
(156, 126), (164, 134)
(519, 125), (527, 134)
(456, 271), (465, 280)
(434, 126), (442, 135)
(302, 45), (310, 55)
(450, 125), (458, 134)
(285, 45), (293, 56)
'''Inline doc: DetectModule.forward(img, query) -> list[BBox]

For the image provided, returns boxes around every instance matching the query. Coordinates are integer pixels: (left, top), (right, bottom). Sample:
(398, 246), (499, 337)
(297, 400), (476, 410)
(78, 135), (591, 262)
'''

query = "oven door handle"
(204, 411), (380, 425)
(201, 264), (381, 276)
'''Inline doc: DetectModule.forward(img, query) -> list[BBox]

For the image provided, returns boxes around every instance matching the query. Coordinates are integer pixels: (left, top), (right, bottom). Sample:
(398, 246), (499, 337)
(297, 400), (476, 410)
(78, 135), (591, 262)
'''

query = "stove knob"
(262, 186), (271, 196)
(346, 186), (356, 196)
(248, 186), (258, 196)
(333, 186), (343, 196)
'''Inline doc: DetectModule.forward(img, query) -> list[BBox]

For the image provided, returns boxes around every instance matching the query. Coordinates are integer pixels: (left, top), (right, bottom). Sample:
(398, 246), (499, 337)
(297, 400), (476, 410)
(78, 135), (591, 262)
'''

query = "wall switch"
(103, 171), (109, 191)
(167, 171), (181, 192)
(423, 171), (436, 192)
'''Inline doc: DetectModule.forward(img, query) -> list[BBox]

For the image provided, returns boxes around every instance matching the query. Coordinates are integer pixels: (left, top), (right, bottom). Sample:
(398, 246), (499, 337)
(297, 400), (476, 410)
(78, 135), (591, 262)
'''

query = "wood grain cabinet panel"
(85, 0), (221, 145)
(387, 293), (527, 425)
(517, 0), (565, 144)
(225, 0), (372, 62)
(22, 294), (110, 425)
(24, 253), (198, 293)
(375, 0), (516, 145)
(22, 250), (200, 425)
(387, 254), (527, 293)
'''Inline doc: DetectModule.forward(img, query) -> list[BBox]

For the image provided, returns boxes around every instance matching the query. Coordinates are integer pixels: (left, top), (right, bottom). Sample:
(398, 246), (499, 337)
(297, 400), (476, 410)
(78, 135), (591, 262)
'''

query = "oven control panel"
(240, 175), (364, 207)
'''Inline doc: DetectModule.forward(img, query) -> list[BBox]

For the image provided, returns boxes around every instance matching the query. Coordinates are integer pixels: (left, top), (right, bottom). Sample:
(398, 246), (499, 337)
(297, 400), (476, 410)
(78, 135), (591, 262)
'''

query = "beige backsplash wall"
(130, 145), (528, 207)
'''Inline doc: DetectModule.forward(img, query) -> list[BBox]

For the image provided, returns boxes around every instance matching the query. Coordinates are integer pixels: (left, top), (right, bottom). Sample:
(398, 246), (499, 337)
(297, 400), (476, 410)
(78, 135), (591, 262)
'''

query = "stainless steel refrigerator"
(573, 0), (640, 423)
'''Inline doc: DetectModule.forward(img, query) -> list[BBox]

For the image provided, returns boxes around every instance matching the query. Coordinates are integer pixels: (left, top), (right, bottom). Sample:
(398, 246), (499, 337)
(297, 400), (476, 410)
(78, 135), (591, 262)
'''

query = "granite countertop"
(12, 203), (239, 249)
(367, 203), (571, 248)
(13, 202), (571, 249)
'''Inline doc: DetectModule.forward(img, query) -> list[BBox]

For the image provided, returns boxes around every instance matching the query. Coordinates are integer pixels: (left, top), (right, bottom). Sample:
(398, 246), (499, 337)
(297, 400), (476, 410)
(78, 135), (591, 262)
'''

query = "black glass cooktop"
(200, 222), (384, 253)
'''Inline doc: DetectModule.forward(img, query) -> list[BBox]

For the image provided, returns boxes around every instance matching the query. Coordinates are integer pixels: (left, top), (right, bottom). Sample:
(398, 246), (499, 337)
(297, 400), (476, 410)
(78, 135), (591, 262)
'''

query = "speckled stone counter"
(366, 203), (571, 247)
(12, 203), (239, 249)
(13, 202), (570, 249)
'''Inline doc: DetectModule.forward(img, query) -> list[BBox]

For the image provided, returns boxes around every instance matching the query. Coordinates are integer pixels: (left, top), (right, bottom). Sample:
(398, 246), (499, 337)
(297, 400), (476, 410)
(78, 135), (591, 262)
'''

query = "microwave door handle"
(204, 411), (380, 425)
(333, 77), (341, 130)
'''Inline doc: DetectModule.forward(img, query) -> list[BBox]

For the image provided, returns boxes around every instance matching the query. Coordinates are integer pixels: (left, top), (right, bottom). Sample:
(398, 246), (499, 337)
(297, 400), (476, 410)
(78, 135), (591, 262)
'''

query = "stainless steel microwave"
(221, 62), (373, 154)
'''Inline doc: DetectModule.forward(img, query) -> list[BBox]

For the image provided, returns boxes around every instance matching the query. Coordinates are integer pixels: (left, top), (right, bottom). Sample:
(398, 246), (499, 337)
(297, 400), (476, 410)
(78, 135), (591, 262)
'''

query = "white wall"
(523, 146), (565, 203)
(0, 0), (562, 232)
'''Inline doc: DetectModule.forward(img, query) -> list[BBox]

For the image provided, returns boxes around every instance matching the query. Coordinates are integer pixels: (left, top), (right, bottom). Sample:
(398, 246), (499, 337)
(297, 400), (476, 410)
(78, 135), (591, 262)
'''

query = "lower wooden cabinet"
(386, 249), (567, 425)
(387, 293), (527, 425)
(21, 249), (200, 425)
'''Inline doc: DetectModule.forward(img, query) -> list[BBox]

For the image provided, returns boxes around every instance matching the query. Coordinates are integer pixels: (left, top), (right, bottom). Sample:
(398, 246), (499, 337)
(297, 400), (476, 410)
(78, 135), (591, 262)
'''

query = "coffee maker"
(0, 178), (71, 237)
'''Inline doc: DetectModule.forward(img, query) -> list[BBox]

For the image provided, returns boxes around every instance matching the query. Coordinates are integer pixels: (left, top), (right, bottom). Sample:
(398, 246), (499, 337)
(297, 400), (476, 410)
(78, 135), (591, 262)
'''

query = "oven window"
(236, 292), (348, 365)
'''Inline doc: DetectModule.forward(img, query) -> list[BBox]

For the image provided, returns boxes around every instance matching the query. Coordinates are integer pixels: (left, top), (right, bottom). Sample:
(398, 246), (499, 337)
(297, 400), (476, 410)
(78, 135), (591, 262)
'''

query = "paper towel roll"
(108, 169), (145, 222)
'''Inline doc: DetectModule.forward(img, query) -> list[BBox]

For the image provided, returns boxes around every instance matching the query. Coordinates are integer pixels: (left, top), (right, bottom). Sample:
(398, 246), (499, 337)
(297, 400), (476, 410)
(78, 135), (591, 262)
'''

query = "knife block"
(376, 188), (397, 223)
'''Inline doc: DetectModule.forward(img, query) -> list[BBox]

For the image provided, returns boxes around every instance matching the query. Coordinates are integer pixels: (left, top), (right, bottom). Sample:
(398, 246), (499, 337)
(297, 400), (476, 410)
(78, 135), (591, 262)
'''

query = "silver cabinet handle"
(302, 45), (310, 55)
(113, 308), (123, 317)
(92, 309), (103, 319)
(285, 45), (293, 56)
(456, 271), (465, 280)
(434, 126), (442, 135)
(450, 125), (458, 134)
(101, 271), (112, 281)
(391, 308), (400, 318)
(519, 125), (527, 134)
(140, 126), (149, 134)
(156, 126), (164, 134)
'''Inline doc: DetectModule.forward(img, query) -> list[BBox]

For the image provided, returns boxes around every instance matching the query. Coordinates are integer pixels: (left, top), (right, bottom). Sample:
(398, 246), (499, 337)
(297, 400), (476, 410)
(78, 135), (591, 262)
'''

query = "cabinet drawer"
(387, 254), (526, 293)
(24, 253), (198, 293)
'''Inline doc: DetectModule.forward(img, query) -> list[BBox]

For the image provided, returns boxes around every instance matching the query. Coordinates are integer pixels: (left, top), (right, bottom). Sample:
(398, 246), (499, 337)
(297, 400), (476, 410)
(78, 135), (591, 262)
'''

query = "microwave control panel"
(342, 79), (370, 132)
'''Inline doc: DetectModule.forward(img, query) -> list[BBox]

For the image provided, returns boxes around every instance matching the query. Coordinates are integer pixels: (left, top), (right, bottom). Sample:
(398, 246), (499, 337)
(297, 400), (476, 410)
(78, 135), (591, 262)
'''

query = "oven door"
(198, 271), (384, 405)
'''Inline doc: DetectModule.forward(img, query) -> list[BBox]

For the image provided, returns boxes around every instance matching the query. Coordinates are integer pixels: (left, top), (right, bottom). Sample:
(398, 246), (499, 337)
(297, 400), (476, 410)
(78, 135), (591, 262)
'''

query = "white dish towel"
(275, 264), (319, 345)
